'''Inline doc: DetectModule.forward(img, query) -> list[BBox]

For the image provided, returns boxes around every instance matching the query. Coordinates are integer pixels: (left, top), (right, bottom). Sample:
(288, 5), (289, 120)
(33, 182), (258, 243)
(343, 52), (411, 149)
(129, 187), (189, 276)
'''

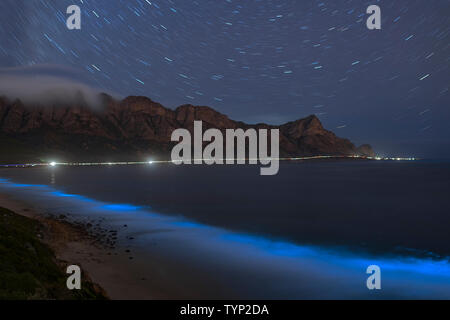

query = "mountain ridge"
(0, 94), (374, 163)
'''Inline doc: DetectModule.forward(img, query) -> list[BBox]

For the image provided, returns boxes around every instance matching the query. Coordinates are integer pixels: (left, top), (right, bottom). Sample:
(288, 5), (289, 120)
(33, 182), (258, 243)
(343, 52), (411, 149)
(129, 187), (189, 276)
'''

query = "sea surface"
(1, 160), (450, 299)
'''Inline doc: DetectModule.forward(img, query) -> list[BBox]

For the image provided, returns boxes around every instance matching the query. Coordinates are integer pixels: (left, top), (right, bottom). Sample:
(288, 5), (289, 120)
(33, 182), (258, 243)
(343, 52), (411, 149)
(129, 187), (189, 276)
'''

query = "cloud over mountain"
(0, 65), (118, 109)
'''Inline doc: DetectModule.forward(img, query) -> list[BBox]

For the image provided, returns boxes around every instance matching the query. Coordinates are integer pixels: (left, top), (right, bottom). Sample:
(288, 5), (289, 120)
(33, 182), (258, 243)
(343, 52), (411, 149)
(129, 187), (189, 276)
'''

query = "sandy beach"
(0, 193), (162, 300)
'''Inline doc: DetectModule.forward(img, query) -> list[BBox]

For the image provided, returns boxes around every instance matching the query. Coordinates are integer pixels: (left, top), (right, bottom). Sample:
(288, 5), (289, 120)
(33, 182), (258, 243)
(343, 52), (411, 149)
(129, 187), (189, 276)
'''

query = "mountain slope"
(0, 94), (374, 163)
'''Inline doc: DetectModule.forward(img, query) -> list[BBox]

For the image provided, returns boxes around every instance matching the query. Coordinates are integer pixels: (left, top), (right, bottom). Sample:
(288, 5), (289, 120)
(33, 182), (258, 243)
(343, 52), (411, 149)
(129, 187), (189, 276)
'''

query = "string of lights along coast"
(0, 156), (417, 169)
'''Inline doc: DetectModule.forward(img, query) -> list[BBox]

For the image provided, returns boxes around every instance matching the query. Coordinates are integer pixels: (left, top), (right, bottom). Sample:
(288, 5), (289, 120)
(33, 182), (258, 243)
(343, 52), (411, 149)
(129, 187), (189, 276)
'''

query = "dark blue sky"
(0, 0), (449, 158)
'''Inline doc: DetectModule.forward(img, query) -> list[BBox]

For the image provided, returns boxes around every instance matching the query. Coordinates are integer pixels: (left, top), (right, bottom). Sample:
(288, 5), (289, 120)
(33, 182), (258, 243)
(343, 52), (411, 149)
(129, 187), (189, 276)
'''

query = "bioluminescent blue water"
(100, 204), (143, 211)
(1, 174), (449, 299)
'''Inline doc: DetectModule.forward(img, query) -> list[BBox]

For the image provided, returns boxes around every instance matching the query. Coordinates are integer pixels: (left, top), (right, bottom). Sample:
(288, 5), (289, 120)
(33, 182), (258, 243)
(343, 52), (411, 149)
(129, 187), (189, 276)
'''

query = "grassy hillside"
(0, 207), (107, 300)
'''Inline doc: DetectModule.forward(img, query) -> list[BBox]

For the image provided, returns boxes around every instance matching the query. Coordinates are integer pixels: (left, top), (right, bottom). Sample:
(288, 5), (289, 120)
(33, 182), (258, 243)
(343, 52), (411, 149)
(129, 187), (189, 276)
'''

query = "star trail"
(0, 0), (449, 157)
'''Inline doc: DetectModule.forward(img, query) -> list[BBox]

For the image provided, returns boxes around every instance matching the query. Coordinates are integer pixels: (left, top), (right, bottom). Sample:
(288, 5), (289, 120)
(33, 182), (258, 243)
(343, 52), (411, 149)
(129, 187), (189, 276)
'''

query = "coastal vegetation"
(0, 207), (106, 300)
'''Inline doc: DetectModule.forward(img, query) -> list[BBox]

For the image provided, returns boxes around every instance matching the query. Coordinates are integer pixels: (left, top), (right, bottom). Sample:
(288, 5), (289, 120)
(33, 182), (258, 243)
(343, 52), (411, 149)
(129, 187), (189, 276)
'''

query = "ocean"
(1, 160), (450, 299)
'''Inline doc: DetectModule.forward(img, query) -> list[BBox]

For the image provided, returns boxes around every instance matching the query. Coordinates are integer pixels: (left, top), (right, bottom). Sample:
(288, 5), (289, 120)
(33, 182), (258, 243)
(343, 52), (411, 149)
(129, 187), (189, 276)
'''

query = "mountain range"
(0, 94), (374, 163)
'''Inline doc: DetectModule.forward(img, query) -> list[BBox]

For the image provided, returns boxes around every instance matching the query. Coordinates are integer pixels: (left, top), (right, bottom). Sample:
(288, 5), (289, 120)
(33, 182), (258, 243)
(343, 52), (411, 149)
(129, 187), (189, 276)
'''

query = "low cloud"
(0, 64), (119, 109)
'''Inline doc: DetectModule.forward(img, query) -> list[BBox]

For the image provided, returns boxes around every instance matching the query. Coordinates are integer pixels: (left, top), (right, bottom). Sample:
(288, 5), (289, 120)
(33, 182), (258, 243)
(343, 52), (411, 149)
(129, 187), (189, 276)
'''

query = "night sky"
(0, 0), (449, 158)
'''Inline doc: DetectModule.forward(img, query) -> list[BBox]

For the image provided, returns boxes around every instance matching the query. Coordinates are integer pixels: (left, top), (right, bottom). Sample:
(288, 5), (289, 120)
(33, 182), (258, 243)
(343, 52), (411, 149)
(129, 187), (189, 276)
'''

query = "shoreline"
(0, 193), (160, 300)
(1, 171), (450, 299)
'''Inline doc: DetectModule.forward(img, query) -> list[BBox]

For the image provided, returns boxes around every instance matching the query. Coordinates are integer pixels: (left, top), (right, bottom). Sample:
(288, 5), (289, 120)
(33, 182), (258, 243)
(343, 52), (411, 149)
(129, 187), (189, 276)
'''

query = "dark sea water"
(3, 160), (450, 256)
(1, 160), (450, 299)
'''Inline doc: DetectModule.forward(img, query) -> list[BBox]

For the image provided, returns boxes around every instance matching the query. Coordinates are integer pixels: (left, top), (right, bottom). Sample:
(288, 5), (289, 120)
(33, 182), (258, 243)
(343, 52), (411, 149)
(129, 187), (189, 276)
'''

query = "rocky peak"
(175, 104), (236, 129)
(280, 115), (325, 139)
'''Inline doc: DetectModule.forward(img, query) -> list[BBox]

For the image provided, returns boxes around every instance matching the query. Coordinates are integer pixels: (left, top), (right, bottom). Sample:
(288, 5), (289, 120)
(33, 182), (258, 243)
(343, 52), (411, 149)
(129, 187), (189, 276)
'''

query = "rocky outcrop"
(356, 144), (376, 158)
(0, 94), (374, 162)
